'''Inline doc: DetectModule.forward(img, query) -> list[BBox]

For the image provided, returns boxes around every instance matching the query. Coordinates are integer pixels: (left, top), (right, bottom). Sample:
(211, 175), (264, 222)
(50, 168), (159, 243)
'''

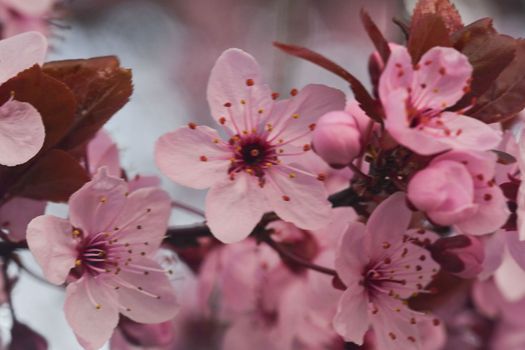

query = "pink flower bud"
(312, 111), (362, 168)
(430, 235), (484, 278)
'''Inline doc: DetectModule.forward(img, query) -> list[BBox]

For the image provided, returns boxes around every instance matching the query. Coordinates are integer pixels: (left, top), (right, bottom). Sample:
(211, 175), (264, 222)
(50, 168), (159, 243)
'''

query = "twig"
(171, 201), (205, 217)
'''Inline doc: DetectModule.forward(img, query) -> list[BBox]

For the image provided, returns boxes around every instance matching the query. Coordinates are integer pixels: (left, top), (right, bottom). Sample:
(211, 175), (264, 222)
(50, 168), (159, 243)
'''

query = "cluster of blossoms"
(1, 0), (525, 349)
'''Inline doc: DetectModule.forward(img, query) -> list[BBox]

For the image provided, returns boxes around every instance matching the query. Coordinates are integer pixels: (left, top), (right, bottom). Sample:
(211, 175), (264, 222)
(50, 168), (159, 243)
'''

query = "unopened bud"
(312, 111), (362, 168)
(430, 235), (484, 279)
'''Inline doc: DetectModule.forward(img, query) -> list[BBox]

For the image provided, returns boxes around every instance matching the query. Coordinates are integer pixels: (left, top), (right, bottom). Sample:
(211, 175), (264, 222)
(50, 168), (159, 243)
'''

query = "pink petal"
(479, 232), (505, 280)
(505, 231), (525, 271)
(115, 258), (179, 324)
(64, 276), (119, 350)
(267, 84), (346, 146)
(411, 46), (472, 110)
(0, 31), (47, 86)
(437, 112), (502, 151)
(0, 197), (45, 242)
(332, 284), (370, 344)
(69, 168), (128, 235)
(0, 99), (45, 166)
(3, 0), (54, 16)
(26, 215), (77, 285)
(494, 249), (525, 302)
(378, 44), (414, 102)
(206, 48), (272, 132)
(87, 130), (120, 177)
(127, 174), (161, 192)
(263, 165), (331, 231)
(205, 173), (270, 243)
(368, 192), (412, 249)
(335, 221), (368, 285)
(434, 149), (496, 181)
(155, 125), (231, 189)
(110, 187), (171, 252)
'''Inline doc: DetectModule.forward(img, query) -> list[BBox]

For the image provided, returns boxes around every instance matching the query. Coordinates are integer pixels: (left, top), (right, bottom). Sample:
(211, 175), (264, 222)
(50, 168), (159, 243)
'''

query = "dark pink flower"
(379, 44), (501, 155)
(333, 193), (440, 349)
(26, 169), (178, 350)
(156, 48), (345, 243)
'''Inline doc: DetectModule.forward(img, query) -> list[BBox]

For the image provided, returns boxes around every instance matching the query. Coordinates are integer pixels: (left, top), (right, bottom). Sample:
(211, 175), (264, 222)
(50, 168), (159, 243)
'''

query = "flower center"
(229, 134), (278, 178)
(76, 232), (119, 276)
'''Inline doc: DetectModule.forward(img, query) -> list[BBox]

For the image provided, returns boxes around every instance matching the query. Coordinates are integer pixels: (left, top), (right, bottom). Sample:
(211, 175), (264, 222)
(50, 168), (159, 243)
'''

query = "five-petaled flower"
(333, 193), (440, 349)
(27, 168), (178, 350)
(0, 31), (47, 166)
(379, 44), (501, 155)
(155, 48), (345, 243)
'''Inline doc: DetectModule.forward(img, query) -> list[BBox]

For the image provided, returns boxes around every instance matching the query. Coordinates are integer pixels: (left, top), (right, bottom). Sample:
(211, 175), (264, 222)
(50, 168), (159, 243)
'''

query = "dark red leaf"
(11, 149), (90, 202)
(43, 56), (133, 152)
(360, 9), (390, 63)
(274, 42), (383, 122)
(411, 0), (463, 34)
(9, 322), (47, 350)
(408, 13), (451, 63)
(0, 65), (76, 151)
(492, 149), (517, 165)
(467, 39), (525, 123)
(451, 19), (516, 110)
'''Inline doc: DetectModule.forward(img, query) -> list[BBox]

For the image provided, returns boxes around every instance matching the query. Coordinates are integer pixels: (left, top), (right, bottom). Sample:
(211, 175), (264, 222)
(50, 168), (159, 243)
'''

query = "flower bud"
(430, 235), (484, 278)
(312, 111), (362, 168)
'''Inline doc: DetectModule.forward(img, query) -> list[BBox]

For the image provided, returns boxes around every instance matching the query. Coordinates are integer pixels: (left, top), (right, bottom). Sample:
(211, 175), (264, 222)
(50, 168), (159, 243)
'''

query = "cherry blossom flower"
(0, 31), (47, 166)
(156, 48), (345, 243)
(379, 44), (501, 155)
(333, 192), (440, 349)
(0, 0), (56, 38)
(26, 169), (178, 350)
(408, 150), (509, 235)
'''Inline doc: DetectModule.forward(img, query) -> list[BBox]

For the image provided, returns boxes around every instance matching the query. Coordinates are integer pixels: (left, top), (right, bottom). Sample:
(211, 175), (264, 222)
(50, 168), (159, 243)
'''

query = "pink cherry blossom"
(0, 0), (56, 38)
(156, 48), (345, 243)
(26, 168), (178, 350)
(408, 150), (509, 235)
(0, 31), (47, 166)
(333, 192), (440, 349)
(379, 44), (501, 155)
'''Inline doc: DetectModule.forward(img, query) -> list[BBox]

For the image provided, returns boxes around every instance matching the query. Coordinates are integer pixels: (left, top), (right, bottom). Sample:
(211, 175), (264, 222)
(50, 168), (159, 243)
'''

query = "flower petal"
(0, 31), (47, 86)
(205, 173), (269, 243)
(479, 232), (505, 280)
(437, 112), (502, 151)
(115, 258), (179, 324)
(263, 165), (331, 231)
(332, 284), (370, 345)
(111, 187), (171, 252)
(87, 130), (120, 177)
(64, 276), (119, 350)
(267, 84), (345, 146)
(379, 44), (414, 102)
(335, 222), (368, 286)
(0, 99), (45, 166)
(207, 48), (272, 132)
(26, 215), (77, 285)
(69, 168), (128, 235)
(155, 125), (230, 189)
(411, 46), (472, 110)
(368, 192), (412, 249)
(494, 249), (525, 302)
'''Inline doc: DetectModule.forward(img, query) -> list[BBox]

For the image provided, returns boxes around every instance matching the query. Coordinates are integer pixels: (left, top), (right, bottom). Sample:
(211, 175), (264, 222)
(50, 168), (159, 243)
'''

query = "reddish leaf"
(274, 42), (383, 122)
(360, 9), (390, 63)
(467, 39), (525, 123)
(43, 56), (133, 152)
(492, 150), (517, 165)
(0, 65), (76, 151)
(411, 0), (463, 34)
(408, 13), (451, 63)
(452, 19), (516, 110)
(9, 322), (47, 350)
(11, 149), (90, 202)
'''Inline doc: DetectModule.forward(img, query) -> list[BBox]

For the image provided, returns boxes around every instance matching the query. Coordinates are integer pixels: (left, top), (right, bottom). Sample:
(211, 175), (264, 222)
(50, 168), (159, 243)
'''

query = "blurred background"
(7, 0), (525, 348)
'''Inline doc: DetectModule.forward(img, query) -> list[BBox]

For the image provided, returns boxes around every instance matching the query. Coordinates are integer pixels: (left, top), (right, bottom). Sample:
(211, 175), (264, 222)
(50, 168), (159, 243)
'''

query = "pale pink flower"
(0, 31), (47, 166)
(0, 0), (55, 38)
(26, 169), (178, 350)
(156, 48), (345, 243)
(379, 44), (501, 155)
(408, 150), (509, 235)
(333, 193), (440, 349)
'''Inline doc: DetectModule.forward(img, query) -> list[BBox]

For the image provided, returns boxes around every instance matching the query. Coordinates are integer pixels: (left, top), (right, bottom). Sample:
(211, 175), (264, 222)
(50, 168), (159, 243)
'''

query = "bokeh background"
(9, 0), (525, 348)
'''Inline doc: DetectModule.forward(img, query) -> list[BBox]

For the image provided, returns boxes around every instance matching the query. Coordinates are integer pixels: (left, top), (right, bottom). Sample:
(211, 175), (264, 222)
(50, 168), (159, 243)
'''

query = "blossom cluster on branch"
(1, 0), (525, 349)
